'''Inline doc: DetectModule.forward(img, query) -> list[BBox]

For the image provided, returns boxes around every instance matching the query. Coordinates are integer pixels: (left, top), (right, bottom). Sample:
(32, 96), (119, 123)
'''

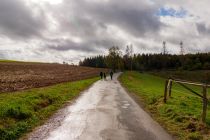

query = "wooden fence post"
(164, 80), (168, 103)
(202, 85), (208, 123)
(169, 80), (172, 97)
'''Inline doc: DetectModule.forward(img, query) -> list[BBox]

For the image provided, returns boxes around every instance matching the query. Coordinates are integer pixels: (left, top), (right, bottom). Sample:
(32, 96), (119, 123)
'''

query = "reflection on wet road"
(29, 73), (173, 140)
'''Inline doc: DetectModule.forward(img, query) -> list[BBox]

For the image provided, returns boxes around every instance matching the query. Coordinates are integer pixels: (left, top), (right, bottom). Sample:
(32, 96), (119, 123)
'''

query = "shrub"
(186, 132), (203, 140)
(6, 107), (32, 120)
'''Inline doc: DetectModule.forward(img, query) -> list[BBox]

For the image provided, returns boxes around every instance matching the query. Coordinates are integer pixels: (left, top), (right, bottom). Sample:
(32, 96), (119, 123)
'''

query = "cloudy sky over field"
(0, 0), (210, 63)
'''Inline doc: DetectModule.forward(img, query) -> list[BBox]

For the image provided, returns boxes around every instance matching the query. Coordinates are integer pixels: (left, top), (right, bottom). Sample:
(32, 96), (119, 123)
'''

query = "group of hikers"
(100, 71), (114, 80)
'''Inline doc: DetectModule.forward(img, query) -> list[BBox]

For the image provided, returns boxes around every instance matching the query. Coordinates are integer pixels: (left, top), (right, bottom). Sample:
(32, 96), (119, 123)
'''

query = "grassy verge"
(0, 59), (43, 64)
(0, 60), (22, 63)
(0, 77), (98, 140)
(119, 71), (210, 140)
(0, 59), (15, 62)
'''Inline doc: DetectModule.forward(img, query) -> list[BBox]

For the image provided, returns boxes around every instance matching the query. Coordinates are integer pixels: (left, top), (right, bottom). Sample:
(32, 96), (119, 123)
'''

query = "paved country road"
(28, 73), (173, 140)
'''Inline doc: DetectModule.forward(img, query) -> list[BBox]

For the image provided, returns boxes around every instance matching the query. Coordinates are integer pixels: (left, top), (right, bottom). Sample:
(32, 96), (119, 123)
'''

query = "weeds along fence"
(163, 78), (209, 123)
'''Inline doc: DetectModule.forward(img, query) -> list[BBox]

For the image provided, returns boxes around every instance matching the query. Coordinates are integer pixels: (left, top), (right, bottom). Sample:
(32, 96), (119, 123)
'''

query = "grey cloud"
(0, 0), (46, 39)
(135, 40), (162, 53)
(95, 6), (160, 37)
(57, 15), (107, 40)
(0, 52), (6, 59)
(2, 0), (210, 63)
(45, 39), (98, 52)
(0, 49), (19, 59)
(196, 23), (210, 35)
(43, 0), (163, 55)
(73, 0), (162, 37)
(45, 36), (124, 53)
(56, 0), (162, 39)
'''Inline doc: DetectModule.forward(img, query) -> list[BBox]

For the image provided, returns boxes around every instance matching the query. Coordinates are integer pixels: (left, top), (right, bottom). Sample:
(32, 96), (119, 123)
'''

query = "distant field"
(0, 59), (20, 63)
(150, 70), (210, 84)
(120, 71), (210, 140)
(0, 59), (44, 63)
(0, 62), (108, 93)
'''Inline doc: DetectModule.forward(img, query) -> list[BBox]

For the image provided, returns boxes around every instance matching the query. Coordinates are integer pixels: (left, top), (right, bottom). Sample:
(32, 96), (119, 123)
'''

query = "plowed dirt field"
(0, 62), (108, 93)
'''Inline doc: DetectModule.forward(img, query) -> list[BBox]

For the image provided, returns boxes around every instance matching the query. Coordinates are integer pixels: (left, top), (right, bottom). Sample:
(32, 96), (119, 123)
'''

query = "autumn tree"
(106, 46), (124, 72)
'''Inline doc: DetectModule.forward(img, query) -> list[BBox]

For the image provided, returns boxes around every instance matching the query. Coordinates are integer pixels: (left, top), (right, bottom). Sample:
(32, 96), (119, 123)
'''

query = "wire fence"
(163, 77), (208, 123)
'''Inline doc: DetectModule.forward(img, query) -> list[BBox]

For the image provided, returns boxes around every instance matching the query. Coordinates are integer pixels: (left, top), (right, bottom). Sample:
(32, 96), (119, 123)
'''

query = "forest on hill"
(79, 46), (210, 71)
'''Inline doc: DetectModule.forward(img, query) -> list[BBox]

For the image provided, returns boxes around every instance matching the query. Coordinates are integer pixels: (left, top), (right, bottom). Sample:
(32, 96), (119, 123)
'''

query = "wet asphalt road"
(28, 73), (173, 140)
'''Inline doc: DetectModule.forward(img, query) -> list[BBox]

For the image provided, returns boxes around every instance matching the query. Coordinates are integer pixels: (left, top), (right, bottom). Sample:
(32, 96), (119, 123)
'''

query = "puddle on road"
(121, 106), (128, 109)
(121, 101), (130, 109)
(124, 103), (130, 106)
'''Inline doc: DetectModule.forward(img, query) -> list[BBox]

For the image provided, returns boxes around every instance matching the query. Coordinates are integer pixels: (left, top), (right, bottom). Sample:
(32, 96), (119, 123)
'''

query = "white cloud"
(29, 0), (63, 5)
(0, 0), (210, 63)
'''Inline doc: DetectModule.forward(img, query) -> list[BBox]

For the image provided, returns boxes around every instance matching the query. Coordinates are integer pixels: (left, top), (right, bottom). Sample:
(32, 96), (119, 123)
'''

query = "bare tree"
(124, 44), (133, 70)
(130, 44), (133, 71)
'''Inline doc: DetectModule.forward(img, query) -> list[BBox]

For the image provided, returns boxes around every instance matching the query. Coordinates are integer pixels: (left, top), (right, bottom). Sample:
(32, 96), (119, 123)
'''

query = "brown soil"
(0, 62), (108, 93)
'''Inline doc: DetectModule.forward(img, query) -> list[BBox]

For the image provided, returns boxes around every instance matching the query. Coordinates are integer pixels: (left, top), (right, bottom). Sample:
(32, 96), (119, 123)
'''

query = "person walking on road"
(100, 72), (103, 79)
(103, 73), (106, 80)
(110, 71), (113, 80)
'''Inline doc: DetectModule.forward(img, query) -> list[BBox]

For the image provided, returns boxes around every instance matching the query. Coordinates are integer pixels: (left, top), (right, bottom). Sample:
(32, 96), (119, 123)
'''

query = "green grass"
(0, 77), (98, 140)
(0, 59), (19, 63)
(0, 59), (43, 64)
(119, 71), (210, 140)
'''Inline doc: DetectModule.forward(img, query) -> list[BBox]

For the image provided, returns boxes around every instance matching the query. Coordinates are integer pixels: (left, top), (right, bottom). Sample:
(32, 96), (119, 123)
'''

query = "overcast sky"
(0, 0), (210, 63)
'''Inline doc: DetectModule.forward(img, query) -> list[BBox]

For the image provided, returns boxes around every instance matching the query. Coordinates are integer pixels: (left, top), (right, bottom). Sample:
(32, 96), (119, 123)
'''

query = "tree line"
(79, 46), (210, 71)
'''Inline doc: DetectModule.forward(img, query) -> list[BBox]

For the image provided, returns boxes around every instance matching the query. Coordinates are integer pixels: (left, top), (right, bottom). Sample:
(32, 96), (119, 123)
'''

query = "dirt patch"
(0, 62), (108, 93)
(128, 76), (134, 81)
